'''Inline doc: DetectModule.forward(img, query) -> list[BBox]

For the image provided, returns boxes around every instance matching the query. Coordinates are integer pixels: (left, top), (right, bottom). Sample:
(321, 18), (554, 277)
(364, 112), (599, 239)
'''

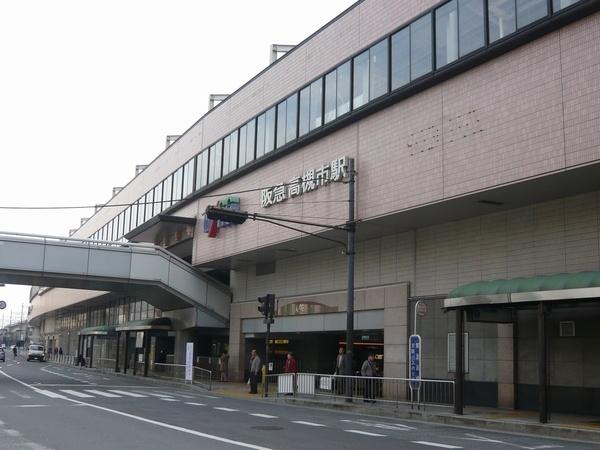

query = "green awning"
(79, 325), (116, 336)
(445, 271), (600, 309)
(449, 271), (600, 298)
(115, 317), (171, 332)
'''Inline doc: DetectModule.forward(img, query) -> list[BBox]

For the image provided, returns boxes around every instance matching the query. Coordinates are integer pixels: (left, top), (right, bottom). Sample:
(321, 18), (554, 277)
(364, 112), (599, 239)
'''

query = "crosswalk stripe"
(107, 390), (147, 398)
(60, 390), (94, 398)
(345, 430), (386, 437)
(250, 413), (278, 419)
(84, 390), (121, 398)
(139, 392), (172, 398)
(36, 390), (66, 399)
(291, 421), (326, 427)
(213, 407), (238, 412)
(412, 442), (462, 449)
(160, 398), (179, 402)
(184, 402), (206, 406)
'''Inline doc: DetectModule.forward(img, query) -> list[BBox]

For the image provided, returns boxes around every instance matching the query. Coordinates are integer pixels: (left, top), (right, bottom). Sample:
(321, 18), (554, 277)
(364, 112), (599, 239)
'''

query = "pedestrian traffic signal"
(258, 294), (276, 323)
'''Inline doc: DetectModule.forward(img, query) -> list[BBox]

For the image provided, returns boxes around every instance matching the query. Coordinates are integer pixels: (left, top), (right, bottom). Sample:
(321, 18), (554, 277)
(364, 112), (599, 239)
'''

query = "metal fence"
(264, 373), (454, 409)
(95, 357), (117, 372)
(46, 353), (77, 366)
(151, 363), (212, 390)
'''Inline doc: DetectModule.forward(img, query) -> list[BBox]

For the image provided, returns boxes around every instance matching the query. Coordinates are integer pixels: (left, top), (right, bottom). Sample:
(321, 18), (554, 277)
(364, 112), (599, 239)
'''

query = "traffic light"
(258, 294), (276, 323)
(205, 206), (248, 224)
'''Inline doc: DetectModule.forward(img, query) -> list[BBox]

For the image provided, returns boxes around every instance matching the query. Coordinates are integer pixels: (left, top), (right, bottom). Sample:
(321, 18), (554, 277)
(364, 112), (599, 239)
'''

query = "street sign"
(0, 301), (6, 310)
(185, 342), (194, 383)
(409, 334), (421, 390)
(416, 301), (427, 317)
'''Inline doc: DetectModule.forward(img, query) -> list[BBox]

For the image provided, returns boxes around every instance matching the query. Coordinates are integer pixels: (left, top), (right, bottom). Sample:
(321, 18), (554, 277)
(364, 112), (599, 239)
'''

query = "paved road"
(0, 357), (596, 449)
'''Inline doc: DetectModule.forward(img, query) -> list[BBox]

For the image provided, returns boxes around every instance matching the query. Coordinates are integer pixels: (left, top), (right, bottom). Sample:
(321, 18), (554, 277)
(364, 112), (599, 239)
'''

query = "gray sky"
(0, 0), (355, 320)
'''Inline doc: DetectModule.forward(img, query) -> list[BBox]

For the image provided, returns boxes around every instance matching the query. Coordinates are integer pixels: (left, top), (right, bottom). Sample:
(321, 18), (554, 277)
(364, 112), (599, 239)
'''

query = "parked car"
(0, 348), (5, 362)
(27, 344), (45, 362)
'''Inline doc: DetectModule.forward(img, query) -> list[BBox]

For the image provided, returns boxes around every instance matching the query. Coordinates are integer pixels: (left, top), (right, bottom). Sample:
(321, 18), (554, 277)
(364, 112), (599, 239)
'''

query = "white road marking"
(139, 392), (172, 398)
(36, 390), (67, 399)
(213, 407), (239, 412)
(10, 390), (32, 399)
(60, 390), (94, 398)
(107, 390), (147, 398)
(413, 442), (462, 449)
(340, 419), (415, 431)
(84, 390), (121, 398)
(160, 398), (179, 402)
(0, 369), (274, 450)
(198, 394), (219, 399)
(250, 413), (277, 419)
(291, 421), (326, 427)
(16, 405), (47, 408)
(184, 402), (206, 406)
(40, 366), (91, 383)
(344, 430), (386, 437)
(462, 434), (563, 449)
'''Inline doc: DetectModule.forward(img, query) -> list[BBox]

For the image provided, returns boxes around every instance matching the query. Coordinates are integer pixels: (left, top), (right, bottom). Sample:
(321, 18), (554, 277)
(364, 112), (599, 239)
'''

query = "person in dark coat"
(248, 349), (261, 394)
(360, 354), (378, 402)
(58, 347), (63, 356)
(334, 347), (346, 395)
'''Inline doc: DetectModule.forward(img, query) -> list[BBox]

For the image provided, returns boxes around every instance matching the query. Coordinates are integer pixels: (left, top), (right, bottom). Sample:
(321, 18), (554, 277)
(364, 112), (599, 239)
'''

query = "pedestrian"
(219, 350), (229, 382)
(248, 349), (261, 394)
(284, 352), (297, 374)
(59, 347), (63, 356)
(360, 353), (378, 402)
(54, 347), (58, 356)
(12, 346), (17, 359)
(334, 347), (346, 395)
(77, 353), (86, 369)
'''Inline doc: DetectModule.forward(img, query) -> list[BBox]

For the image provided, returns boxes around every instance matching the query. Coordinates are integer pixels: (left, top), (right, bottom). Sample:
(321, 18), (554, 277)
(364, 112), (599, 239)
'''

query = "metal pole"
(538, 302), (548, 423)
(345, 158), (356, 400)
(454, 308), (464, 415)
(115, 331), (121, 372)
(265, 321), (270, 397)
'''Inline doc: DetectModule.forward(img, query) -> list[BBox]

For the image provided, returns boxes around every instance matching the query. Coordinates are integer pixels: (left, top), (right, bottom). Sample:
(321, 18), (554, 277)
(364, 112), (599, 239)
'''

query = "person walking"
(360, 354), (378, 402)
(219, 350), (229, 382)
(59, 347), (63, 356)
(248, 349), (261, 394)
(12, 346), (17, 359)
(334, 347), (346, 395)
(284, 352), (297, 374)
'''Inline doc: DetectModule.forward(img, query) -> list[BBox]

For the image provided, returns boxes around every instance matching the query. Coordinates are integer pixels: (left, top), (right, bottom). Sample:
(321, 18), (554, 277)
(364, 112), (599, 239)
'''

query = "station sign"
(409, 334), (421, 389)
(185, 342), (194, 383)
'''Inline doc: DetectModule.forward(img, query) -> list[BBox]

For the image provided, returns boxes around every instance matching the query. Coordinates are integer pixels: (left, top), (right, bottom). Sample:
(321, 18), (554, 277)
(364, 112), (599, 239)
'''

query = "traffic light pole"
(345, 158), (355, 401)
(264, 320), (271, 397)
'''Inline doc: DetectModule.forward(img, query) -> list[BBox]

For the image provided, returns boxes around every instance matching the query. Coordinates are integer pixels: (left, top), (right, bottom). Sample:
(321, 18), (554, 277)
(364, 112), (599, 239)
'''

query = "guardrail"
(151, 363), (212, 390)
(263, 373), (454, 409)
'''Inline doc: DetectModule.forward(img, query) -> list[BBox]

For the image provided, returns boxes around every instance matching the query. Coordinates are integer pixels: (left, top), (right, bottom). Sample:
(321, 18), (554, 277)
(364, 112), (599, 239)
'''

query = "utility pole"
(345, 158), (356, 400)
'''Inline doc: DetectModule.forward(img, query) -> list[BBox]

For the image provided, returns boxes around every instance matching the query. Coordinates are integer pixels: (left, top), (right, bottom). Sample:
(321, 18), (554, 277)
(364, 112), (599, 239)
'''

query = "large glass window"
(436, 1), (458, 68)
(309, 78), (323, 131)
(172, 167), (183, 202)
(285, 93), (298, 142)
(144, 191), (153, 222)
(123, 206), (131, 235)
(370, 39), (389, 100)
(245, 119), (255, 164)
(107, 220), (113, 241)
(153, 183), (163, 215)
(353, 50), (369, 109)
(182, 158), (195, 197)
(163, 175), (173, 209)
(337, 61), (351, 116)
(517, 0), (548, 28)
(222, 135), (231, 176)
(459, 0), (485, 56)
(209, 141), (223, 183)
(391, 28), (410, 90)
(276, 100), (287, 148)
(136, 200), (144, 228)
(238, 125), (248, 167)
(130, 204), (138, 230)
(229, 130), (238, 172)
(324, 70), (336, 124)
(299, 86), (310, 136)
(196, 150), (209, 188)
(489, 0), (516, 42)
(411, 13), (433, 79)
(256, 113), (266, 158)
(553, 0), (580, 11)
(265, 106), (275, 154)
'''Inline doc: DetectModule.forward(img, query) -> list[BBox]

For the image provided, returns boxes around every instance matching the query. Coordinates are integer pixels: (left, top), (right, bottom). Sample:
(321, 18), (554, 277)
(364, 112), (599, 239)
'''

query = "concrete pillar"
(497, 322), (515, 409)
(228, 303), (246, 382)
(174, 329), (193, 365)
(383, 284), (408, 380)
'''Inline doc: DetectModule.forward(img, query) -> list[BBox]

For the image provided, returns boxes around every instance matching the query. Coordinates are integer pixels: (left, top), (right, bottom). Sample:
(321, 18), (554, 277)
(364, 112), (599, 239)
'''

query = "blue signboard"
(409, 334), (421, 389)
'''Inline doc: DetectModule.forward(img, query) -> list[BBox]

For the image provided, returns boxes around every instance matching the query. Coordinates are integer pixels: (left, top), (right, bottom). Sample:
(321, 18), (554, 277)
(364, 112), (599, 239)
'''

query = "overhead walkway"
(0, 231), (230, 324)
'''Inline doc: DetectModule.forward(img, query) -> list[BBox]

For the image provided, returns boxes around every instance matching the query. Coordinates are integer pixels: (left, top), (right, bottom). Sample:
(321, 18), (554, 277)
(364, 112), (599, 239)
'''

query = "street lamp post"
(205, 160), (357, 398)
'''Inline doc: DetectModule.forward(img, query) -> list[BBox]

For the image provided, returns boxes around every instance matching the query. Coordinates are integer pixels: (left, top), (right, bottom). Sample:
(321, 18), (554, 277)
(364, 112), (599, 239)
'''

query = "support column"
(123, 331), (129, 374)
(454, 308), (464, 415)
(143, 331), (151, 377)
(538, 302), (548, 423)
(89, 335), (94, 368)
(115, 332), (121, 373)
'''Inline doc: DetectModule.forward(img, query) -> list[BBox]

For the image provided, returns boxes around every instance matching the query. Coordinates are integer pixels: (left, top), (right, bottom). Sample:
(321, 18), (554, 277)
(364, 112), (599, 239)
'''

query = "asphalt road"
(0, 357), (596, 450)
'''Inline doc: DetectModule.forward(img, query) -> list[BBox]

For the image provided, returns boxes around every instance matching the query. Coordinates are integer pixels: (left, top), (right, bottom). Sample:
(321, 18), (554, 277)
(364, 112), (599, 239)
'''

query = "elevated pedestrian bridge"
(0, 231), (230, 324)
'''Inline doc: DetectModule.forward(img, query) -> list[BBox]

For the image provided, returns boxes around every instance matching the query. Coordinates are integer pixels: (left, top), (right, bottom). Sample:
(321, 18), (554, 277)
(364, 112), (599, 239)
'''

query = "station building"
(28, 0), (600, 417)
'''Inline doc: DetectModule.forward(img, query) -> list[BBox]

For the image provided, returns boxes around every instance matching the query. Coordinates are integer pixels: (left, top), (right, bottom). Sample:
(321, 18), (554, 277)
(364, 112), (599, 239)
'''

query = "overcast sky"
(0, 0), (355, 321)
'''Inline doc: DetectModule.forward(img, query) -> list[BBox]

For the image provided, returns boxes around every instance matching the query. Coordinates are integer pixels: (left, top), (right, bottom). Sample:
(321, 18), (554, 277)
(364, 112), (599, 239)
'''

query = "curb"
(276, 397), (600, 444)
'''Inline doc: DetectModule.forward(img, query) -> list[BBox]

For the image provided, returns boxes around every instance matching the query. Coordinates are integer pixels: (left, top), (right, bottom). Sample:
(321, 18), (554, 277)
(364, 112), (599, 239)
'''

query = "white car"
(27, 344), (45, 362)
